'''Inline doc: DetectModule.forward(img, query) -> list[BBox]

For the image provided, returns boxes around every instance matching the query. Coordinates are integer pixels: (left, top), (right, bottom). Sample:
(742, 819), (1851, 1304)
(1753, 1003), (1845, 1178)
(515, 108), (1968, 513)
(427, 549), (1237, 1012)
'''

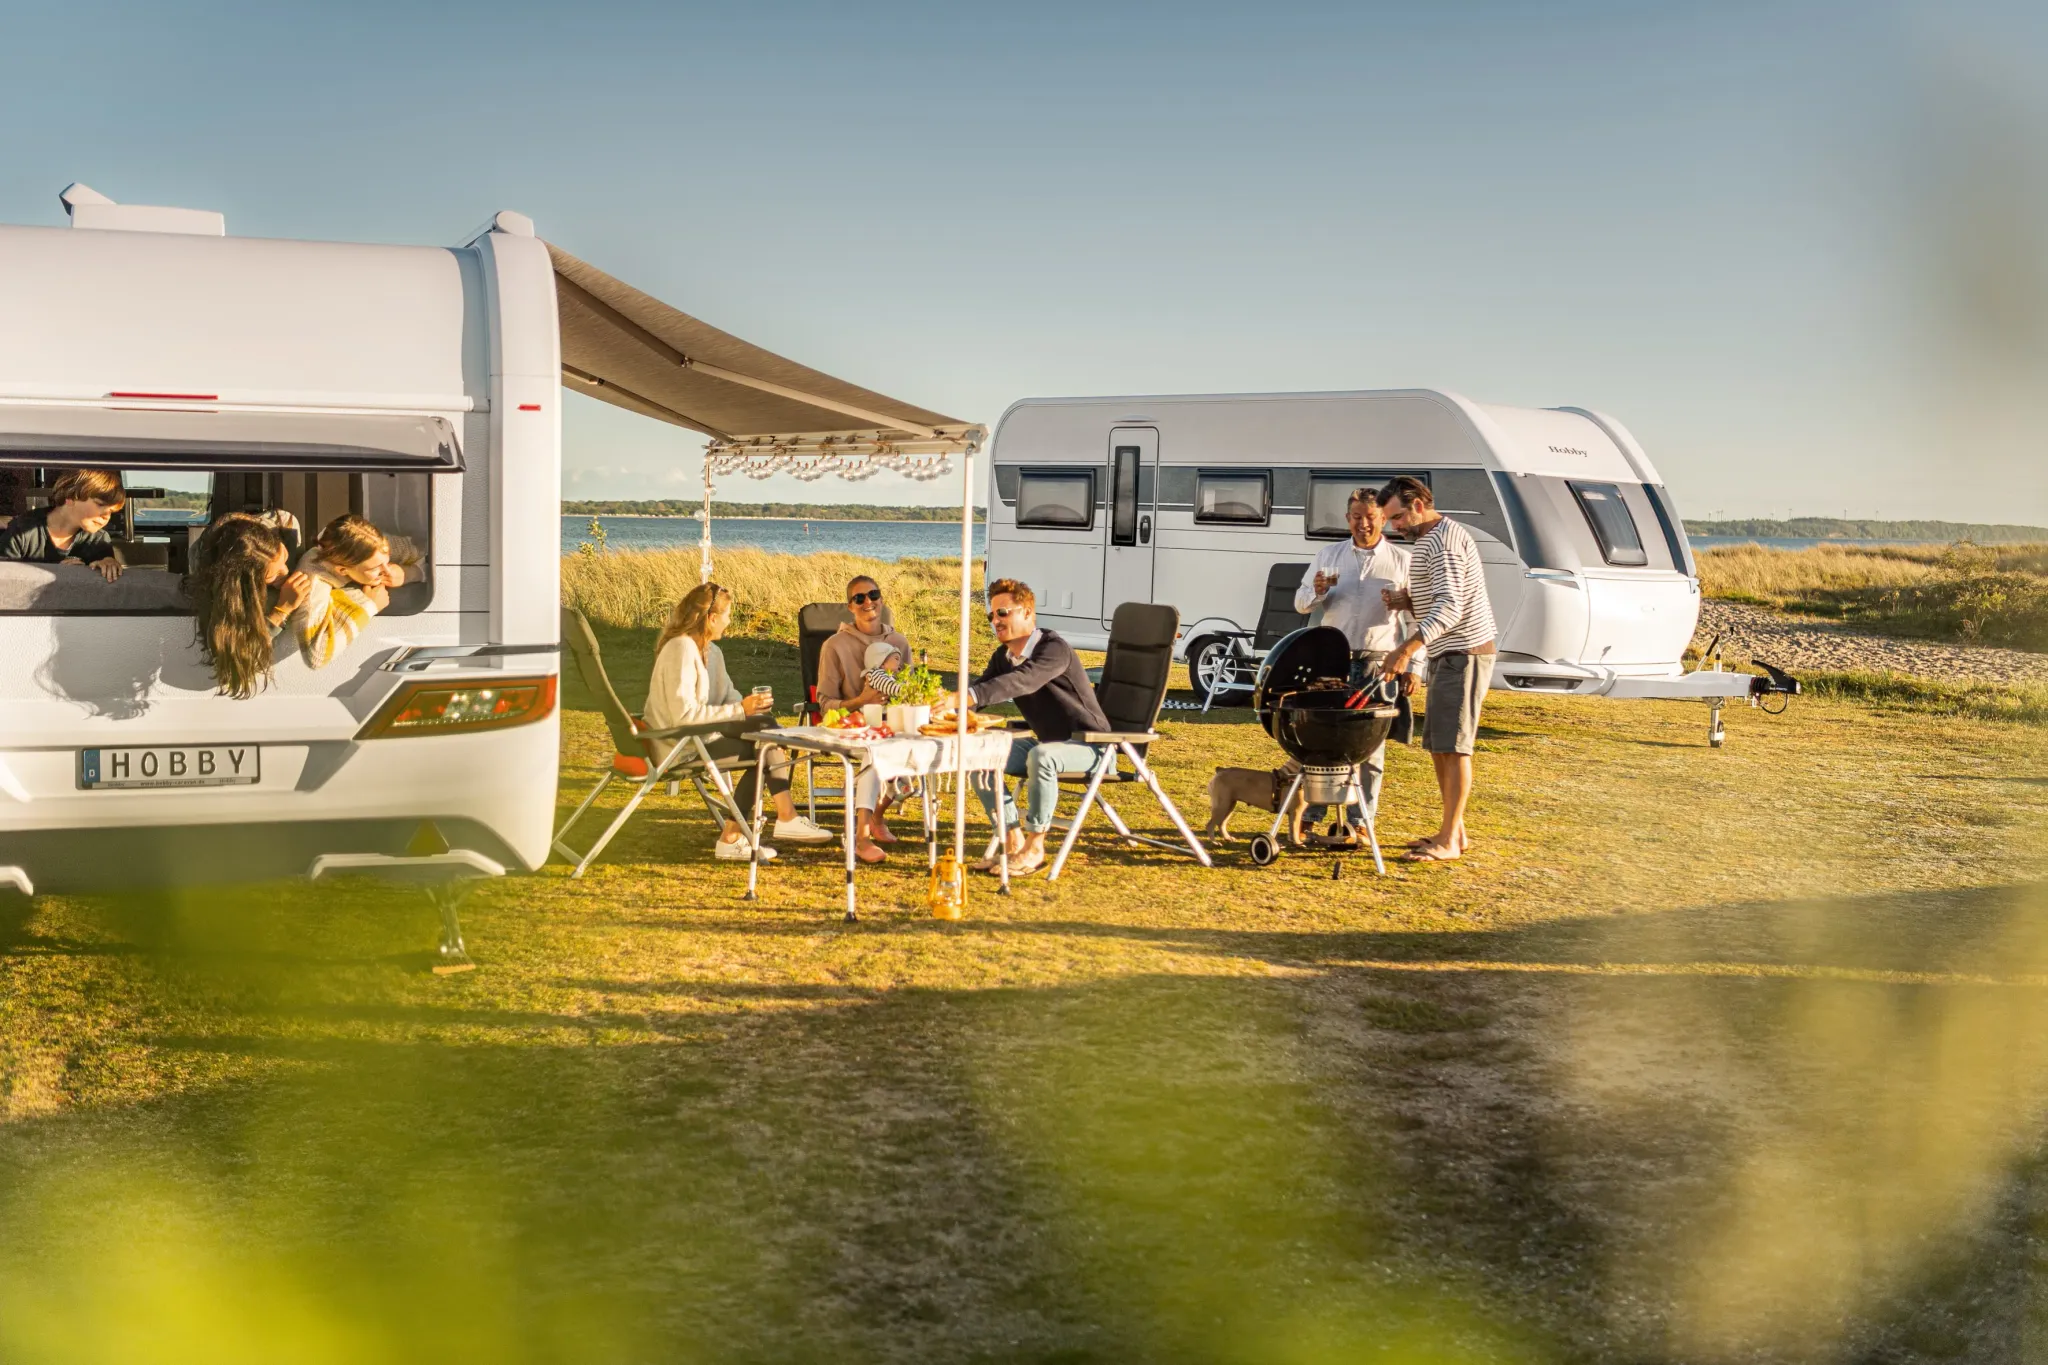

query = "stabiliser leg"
(427, 883), (476, 976)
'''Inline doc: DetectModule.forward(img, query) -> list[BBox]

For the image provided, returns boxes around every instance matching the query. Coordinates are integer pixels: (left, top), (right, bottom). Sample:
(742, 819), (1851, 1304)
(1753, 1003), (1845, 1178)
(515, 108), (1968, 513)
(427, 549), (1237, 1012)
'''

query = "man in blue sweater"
(967, 577), (1111, 876)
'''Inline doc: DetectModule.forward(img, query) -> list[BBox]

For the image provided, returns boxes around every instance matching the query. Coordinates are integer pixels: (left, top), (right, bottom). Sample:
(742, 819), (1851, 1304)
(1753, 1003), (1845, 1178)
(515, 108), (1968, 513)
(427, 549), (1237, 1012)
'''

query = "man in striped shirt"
(1377, 476), (1496, 862)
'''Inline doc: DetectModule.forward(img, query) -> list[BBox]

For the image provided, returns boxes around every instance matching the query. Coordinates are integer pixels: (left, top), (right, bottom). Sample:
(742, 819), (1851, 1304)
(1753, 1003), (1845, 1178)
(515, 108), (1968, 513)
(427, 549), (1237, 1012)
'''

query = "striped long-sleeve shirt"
(291, 536), (424, 670)
(1408, 517), (1496, 653)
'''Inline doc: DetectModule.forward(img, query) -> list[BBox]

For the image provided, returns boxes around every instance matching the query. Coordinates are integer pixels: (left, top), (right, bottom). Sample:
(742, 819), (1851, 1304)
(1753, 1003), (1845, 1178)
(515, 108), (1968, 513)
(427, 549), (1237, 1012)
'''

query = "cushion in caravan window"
(0, 560), (189, 614)
(0, 406), (462, 470)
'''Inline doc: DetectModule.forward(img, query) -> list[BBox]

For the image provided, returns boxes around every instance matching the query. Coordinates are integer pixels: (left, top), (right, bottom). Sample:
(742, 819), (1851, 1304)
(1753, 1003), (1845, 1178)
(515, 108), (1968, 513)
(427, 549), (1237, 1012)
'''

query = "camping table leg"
(839, 753), (859, 922)
(745, 744), (768, 900)
(994, 768), (1011, 894)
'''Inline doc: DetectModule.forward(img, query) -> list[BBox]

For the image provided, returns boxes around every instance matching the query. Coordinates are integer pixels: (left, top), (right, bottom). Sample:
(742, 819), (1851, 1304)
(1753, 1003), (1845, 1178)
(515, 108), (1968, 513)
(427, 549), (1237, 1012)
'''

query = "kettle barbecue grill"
(1248, 625), (1402, 873)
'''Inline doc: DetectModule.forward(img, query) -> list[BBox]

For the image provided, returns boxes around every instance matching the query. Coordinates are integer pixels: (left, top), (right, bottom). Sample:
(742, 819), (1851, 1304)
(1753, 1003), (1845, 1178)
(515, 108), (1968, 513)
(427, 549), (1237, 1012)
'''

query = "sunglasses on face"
(988, 606), (1021, 621)
(848, 589), (883, 605)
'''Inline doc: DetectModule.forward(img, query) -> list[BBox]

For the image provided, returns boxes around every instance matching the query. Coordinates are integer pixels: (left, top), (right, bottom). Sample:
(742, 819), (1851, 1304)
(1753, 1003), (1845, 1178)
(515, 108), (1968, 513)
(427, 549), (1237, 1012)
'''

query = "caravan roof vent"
(60, 182), (225, 237)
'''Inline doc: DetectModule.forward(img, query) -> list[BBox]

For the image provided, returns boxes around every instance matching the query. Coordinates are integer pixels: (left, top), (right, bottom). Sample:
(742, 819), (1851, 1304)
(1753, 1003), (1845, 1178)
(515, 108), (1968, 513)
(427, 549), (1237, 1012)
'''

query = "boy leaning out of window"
(291, 513), (424, 669)
(0, 467), (127, 581)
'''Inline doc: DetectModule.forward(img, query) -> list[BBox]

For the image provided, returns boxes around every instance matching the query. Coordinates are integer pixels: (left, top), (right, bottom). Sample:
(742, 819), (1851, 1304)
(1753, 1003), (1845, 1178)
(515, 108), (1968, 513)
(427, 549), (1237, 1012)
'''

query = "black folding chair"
(551, 606), (762, 878)
(1022, 602), (1213, 881)
(1189, 562), (1313, 710)
(795, 602), (856, 822)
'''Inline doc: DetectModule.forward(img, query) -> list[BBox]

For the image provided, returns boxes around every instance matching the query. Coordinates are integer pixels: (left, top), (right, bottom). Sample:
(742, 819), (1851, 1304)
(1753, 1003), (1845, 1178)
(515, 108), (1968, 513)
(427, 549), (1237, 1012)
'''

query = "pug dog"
(1204, 759), (1306, 844)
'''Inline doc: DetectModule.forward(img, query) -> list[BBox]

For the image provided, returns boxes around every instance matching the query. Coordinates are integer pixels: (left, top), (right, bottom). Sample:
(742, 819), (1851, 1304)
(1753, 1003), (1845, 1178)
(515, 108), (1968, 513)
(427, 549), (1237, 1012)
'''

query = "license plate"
(77, 745), (261, 790)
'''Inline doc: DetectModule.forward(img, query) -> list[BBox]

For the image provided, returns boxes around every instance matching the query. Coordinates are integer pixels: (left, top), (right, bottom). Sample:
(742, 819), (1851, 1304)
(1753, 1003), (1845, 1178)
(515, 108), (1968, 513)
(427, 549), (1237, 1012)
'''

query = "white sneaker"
(715, 837), (775, 861)
(773, 816), (834, 844)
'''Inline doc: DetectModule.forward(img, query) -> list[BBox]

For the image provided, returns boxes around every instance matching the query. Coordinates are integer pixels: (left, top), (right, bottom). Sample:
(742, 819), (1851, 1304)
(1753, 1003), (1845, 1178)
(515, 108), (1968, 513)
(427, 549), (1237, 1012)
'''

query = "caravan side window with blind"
(1304, 471), (1433, 539)
(1568, 481), (1649, 566)
(1015, 469), (1096, 530)
(1194, 471), (1270, 526)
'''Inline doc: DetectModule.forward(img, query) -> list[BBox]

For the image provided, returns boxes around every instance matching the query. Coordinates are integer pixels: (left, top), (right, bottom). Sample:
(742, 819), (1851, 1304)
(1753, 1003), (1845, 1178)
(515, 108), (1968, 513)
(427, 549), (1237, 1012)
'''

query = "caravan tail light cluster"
(357, 675), (557, 739)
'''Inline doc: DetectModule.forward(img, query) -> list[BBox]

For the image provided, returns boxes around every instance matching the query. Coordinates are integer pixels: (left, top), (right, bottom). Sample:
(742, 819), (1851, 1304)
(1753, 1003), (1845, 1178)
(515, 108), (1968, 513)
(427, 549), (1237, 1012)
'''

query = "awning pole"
(699, 451), (715, 584)
(955, 443), (973, 886)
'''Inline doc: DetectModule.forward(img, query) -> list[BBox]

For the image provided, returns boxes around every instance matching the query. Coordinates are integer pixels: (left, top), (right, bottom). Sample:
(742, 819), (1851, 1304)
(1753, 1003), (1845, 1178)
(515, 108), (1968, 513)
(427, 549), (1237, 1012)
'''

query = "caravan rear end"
(0, 204), (561, 892)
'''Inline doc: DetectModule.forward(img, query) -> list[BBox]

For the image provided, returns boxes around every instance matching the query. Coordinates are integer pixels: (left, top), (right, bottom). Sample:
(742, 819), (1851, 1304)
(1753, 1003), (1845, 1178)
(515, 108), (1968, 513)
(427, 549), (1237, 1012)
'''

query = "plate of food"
(920, 710), (1003, 736)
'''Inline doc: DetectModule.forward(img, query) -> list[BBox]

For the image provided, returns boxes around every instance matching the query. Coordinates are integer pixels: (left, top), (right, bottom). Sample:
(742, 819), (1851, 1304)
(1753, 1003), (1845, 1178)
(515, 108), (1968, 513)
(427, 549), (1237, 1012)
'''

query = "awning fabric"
(550, 244), (977, 452)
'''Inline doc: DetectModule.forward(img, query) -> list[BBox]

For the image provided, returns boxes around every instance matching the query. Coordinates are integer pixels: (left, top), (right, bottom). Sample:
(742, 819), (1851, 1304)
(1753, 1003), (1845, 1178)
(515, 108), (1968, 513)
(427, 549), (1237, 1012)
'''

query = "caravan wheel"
(1187, 636), (1239, 704)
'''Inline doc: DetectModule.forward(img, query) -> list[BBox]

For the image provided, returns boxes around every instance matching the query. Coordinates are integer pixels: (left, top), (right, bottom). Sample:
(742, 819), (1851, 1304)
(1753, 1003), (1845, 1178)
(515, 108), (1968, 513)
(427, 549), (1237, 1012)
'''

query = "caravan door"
(1100, 426), (1157, 626)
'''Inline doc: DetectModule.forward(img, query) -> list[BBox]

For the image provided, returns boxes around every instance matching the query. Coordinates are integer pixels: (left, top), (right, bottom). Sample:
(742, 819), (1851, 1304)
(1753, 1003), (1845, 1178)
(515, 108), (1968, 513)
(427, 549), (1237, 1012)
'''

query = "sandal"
(1402, 843), (1461, 863)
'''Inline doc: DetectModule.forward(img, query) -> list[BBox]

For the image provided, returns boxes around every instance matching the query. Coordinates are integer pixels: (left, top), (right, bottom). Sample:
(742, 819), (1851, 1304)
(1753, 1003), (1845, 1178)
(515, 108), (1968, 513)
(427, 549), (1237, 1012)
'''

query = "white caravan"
(0, 190), (561, 897)
(985, 391), (1771, 722)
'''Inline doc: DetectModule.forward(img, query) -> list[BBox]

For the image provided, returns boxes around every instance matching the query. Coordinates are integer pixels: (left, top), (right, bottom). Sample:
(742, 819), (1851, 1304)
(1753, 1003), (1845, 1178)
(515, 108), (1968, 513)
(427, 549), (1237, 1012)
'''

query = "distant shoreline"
(565, 514), (964, 524)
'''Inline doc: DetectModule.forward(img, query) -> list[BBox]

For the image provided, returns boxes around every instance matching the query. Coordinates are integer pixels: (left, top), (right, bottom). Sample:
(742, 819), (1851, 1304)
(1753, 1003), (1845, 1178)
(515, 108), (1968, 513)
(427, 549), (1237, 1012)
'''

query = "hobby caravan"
(0, 190), (561, 895)
(984, 390), (1772, 725)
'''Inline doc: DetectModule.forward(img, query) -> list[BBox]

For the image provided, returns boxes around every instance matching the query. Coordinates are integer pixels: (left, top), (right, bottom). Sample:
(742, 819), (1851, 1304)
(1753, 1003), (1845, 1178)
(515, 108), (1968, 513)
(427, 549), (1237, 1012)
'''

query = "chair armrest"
(1080, 730), (1160, 745)
(639, 720), (733, 740)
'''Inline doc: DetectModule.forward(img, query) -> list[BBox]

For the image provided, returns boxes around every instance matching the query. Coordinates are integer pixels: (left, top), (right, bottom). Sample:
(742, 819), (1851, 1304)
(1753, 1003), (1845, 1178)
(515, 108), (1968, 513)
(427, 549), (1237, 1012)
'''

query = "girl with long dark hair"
(185, 513), (310, 698)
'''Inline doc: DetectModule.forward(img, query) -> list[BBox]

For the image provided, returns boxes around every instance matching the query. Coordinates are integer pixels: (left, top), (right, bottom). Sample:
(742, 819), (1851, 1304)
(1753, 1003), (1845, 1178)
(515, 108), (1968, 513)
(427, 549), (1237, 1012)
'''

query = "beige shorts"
(1422, 652), (1495, 755)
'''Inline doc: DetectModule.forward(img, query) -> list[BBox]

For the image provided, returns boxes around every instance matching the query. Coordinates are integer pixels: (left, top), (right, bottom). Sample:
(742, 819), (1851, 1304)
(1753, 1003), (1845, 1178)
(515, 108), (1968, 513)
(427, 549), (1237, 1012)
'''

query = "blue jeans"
(975, 737), (1104, 834)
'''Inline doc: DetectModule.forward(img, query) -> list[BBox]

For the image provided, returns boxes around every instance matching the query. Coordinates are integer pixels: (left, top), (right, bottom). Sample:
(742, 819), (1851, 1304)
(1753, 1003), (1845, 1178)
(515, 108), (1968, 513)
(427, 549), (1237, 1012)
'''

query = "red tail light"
(357, 675), (557, 739)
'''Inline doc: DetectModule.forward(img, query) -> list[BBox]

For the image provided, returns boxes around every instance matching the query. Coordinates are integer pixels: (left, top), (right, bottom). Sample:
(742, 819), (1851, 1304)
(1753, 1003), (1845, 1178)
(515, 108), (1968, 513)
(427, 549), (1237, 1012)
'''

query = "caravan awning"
(550, 244), (980, 459)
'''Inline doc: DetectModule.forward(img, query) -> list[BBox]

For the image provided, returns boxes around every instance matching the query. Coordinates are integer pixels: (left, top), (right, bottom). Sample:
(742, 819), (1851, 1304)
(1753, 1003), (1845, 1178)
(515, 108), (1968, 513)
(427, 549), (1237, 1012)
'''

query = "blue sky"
(3, 1), (2043, 521)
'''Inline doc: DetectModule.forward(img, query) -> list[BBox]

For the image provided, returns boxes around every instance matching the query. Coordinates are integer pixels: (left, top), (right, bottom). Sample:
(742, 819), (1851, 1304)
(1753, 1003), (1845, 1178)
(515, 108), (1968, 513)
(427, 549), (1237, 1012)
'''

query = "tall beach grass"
(1699, 542), (2048, 649)
(562, 546), (993, 662)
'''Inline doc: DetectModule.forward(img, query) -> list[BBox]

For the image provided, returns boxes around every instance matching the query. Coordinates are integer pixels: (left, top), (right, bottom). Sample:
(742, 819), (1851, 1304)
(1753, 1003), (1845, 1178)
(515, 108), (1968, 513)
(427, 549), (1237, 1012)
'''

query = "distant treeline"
(1685, 518), (2048, 544)
(562, 500), (984, 521)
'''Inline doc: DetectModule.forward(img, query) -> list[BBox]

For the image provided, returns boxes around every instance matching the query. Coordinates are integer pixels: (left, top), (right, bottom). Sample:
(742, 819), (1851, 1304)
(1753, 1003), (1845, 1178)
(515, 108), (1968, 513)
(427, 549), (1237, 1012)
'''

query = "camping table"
(744, 726), (1017, 920)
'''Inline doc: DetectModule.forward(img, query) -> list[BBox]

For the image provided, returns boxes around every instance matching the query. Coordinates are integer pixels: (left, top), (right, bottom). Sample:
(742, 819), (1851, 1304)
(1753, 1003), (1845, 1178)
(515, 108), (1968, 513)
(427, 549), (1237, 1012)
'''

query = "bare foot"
(1402, 842), (1461, 863)
(855, 840), (886, 864)
(869, 823), (899, 845)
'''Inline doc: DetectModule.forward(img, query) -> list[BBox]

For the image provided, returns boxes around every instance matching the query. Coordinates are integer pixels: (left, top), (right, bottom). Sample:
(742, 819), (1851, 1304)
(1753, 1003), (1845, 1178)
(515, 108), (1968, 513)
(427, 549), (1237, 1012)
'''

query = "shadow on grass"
(8, 879), (2046, 1362)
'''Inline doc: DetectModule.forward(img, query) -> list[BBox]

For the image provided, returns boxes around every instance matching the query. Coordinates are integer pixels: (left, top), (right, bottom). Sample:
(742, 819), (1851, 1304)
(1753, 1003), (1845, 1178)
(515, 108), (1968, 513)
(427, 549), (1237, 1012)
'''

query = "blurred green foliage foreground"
(2, 620), (2046, 1363)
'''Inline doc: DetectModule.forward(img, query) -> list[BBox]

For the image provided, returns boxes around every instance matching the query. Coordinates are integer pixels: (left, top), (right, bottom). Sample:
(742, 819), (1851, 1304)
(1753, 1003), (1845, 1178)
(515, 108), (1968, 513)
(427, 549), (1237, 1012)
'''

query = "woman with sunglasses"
(817, 575), (913, 862)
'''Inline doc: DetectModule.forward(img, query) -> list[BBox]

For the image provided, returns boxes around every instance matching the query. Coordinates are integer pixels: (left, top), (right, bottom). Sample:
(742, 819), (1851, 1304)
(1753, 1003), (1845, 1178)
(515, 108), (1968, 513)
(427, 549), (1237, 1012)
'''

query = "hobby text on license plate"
(78, 745), (261, 790)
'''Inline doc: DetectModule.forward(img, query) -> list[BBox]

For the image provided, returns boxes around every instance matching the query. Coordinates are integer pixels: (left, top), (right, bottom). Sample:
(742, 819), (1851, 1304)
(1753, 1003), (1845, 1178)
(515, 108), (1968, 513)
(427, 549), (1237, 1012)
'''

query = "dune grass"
(3, 557), (2048, 1361)
(563, 545), (993, 664)
(1699, 542), (2048, 649)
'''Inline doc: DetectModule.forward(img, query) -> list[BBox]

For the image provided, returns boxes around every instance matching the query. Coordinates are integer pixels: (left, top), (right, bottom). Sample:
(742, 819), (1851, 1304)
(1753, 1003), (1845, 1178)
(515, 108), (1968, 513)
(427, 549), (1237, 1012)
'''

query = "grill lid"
(1254, 626), (1351, 709)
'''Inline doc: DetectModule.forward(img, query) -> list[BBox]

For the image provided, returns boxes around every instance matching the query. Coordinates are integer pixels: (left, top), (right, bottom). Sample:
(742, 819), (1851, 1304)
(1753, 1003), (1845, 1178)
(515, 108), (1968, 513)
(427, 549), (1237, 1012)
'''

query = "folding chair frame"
(551, 724), (761, 878)
(1043, 728), (1212, 881)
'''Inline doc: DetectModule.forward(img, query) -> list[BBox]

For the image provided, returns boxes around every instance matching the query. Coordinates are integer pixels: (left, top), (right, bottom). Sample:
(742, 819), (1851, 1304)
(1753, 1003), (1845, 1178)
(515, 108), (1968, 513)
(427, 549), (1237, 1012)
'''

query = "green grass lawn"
(3, 623), (2046, 1364)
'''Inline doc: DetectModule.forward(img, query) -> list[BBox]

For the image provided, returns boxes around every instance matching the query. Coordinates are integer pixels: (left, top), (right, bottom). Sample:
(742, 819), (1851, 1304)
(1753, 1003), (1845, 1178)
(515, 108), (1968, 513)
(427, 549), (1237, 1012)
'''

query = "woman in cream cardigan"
(647, 582), (832, 860)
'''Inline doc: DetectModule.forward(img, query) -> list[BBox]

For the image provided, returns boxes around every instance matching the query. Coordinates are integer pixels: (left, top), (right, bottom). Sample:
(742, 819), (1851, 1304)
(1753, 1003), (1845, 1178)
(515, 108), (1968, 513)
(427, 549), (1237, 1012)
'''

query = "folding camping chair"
(551, 606), (763, 878)
(796, 601), (856, 822)
(1194, 562), (1313, 711)
(1006, 601), (1213, 881)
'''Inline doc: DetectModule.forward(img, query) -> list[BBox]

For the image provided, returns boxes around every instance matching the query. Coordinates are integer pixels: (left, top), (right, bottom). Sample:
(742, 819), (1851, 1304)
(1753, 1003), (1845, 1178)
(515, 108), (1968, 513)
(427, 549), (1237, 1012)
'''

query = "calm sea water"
(140, 511), (1951, 560)
(562, 515), (986, 561)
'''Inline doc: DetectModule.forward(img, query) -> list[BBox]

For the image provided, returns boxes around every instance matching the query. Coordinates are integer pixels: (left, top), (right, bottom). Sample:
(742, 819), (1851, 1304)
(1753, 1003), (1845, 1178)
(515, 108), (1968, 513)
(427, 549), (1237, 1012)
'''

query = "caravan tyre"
(1186, 635), (1237, 704)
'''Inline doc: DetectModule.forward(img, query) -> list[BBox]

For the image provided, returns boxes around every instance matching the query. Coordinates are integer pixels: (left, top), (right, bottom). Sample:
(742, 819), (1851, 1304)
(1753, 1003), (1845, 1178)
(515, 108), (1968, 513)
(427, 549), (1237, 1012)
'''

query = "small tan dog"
(1204, 759), (1306, 844)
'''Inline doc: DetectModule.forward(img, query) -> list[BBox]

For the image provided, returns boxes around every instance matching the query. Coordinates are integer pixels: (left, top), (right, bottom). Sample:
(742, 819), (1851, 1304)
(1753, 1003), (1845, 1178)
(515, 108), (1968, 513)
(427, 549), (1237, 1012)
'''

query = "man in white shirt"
(1292, 486), (1418, 836)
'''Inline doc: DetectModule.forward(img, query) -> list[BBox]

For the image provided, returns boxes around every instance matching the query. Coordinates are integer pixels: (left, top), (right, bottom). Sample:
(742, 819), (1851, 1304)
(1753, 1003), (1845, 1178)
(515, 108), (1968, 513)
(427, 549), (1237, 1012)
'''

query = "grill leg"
(1266, 773), (1305, 844)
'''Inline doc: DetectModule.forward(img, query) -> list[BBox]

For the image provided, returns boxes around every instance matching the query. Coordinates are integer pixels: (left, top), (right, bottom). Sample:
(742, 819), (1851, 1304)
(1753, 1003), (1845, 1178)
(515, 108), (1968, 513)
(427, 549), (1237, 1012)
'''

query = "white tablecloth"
(763, 726), (1015, 780)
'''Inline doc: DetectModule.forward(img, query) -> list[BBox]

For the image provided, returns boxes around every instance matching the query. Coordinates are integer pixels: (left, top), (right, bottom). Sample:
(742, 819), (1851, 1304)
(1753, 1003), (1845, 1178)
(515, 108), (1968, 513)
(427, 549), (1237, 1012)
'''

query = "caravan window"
(0, 465), (435, 615)
(1015, 469), (1096, 530)
(1568, 481), (1649, 567)
(1304, 472), (1431, 539)
(1194, 471), (1271, 526)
